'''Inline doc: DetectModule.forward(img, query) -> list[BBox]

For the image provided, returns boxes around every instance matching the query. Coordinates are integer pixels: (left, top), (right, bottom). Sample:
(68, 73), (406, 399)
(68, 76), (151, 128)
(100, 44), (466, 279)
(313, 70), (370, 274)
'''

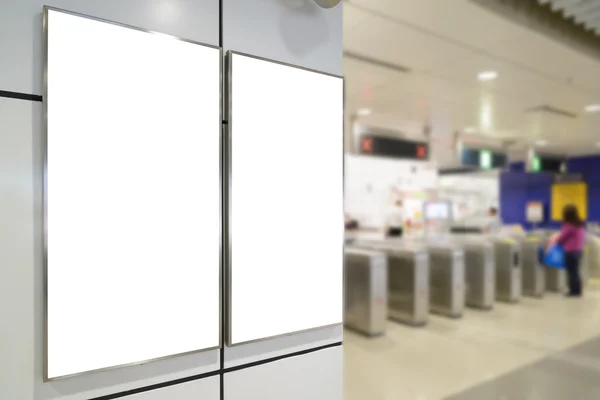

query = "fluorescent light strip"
(477, 71), (498, 81)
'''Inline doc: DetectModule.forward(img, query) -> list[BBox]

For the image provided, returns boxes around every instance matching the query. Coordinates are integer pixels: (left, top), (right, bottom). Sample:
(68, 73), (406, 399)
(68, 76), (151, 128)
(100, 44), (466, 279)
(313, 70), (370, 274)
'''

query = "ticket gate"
(353, 241), (429, 326)
(519, 236), (545, 298)
(546, 266), (566, 292)
(493, 237), (522, 303)
(532, 230), (567, 292)
(452, 238), (495, 310)
(581, 238), (592, 287)
(426, 244), (465, 318)
(344, 248), (388, 337)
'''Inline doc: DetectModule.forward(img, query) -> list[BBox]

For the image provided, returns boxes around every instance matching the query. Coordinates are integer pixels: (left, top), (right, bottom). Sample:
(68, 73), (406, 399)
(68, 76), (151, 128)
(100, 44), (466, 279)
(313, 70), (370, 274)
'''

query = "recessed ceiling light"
(585, 104), (600, 113)
(477, 71), (498, 81)
(356, 108), (372, 116)
(536, 140), (547, 146)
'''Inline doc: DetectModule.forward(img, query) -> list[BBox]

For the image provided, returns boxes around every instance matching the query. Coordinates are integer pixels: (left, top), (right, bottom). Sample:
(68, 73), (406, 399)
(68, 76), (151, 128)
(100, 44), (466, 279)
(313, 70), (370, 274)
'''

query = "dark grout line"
(222, 341), (343, 374)
(87, 342), (342, 400)
(88, 370), (221, 400)
(0, 90), (43, 102)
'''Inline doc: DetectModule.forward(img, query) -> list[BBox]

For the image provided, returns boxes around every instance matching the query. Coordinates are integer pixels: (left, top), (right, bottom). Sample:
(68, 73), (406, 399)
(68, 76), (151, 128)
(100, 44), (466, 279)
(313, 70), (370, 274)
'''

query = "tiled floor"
(344, 288), (600, 400)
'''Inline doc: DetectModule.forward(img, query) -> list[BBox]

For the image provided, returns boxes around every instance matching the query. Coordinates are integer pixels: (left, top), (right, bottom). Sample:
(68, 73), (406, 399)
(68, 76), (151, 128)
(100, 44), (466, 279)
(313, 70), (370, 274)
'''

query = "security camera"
(313, 0), (342, 8)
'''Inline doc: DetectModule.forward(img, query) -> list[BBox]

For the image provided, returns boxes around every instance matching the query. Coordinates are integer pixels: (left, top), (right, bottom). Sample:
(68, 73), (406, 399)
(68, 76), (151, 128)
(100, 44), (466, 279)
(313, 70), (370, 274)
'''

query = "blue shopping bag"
(543, 245), (565, 269)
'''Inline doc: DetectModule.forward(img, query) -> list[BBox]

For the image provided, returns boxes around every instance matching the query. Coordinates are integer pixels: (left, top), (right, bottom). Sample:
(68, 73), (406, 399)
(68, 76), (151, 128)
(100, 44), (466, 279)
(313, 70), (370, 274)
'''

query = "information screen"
(228, 52), (344, 345)
(46, 8), (221, 379)
(425, 201), (451, 221)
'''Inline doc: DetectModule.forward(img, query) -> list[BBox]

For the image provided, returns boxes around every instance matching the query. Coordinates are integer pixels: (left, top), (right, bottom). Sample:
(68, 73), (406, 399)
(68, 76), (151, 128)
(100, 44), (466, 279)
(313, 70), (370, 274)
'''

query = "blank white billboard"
(227, 52), (344, 345)
(45, 8), (221, 379)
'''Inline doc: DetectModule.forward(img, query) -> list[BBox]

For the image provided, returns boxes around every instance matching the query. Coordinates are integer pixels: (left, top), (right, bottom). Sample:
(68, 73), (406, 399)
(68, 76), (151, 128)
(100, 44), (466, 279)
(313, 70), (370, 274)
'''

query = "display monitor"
(227, 52), (344, 345)
(45, 8), (221, 379)
(424, 201), (452, 221)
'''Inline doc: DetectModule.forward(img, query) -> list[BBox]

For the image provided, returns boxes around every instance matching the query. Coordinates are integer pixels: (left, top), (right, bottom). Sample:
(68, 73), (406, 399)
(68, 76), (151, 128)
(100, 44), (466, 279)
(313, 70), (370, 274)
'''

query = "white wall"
(437, 171), (500, 221)
(344, 154), (438, 228)
(0, 0), (219, 95)
(225, 347), (343, 400)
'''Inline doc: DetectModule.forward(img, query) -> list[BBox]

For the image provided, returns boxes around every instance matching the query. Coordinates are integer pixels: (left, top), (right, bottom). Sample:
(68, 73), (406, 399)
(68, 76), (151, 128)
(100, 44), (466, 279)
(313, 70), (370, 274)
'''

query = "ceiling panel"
(344, 13), (475, 71)
(492, 30), (598, 89)
(343, 0), (600, 156)
(348, 0), (530, 49)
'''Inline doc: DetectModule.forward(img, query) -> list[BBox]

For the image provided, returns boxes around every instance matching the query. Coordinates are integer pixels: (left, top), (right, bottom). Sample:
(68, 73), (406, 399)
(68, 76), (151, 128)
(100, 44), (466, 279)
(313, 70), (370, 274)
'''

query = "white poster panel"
(46, 8), (221, 379)
(228, 52), (344, 345)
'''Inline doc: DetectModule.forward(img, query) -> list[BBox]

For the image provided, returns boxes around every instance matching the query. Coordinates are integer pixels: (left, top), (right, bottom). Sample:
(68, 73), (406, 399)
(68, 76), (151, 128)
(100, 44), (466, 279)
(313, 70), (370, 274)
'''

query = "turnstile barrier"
(492, 237), (522, 303)
(344, 248), (388, 336)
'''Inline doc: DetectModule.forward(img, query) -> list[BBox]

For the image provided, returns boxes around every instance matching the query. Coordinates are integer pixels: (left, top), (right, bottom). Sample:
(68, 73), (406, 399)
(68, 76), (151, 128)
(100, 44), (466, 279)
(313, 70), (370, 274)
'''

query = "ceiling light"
(356, 108), (372, 116)
(585, 104), (600, 113)
(477, 71), (498, 81)
(536, 140), (547, 146)
(480, 104), (492, 129)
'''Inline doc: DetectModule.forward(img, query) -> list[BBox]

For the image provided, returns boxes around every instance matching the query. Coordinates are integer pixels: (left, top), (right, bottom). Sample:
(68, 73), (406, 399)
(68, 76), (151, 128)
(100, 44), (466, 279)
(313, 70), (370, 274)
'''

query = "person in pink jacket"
(550, 204), (585, 297)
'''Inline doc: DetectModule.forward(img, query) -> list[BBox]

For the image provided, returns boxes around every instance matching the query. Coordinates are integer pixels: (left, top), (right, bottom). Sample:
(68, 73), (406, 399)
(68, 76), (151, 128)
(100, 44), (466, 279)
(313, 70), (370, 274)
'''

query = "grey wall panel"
(224, 346), (344, 400)
(222, 0), (343, 76)
(224, 325), (342, 368)
(119, 376), (219, 400)
(0, 97), (38, 400)
(0, 0), (219, 95)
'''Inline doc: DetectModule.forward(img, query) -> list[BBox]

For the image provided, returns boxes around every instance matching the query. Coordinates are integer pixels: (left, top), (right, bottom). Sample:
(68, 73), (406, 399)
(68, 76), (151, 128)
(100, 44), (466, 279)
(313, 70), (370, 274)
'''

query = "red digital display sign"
(359, 135), (429, 161)
(360, 137), (373, 153)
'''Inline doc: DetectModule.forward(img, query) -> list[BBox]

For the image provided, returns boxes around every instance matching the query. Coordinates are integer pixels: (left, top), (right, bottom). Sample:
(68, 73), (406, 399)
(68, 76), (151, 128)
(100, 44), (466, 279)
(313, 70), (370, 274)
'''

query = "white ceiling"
(343, 0), (600, 158)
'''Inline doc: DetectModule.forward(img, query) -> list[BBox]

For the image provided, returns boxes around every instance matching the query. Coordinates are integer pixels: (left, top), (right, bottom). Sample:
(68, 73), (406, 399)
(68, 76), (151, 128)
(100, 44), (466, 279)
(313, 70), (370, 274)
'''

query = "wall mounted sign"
(461, 147), (506, 169)
(531, 155), (564, 173)
(551, 182), (587, 221)
(526, 201), (544, 223)
(479, 150), (492, 169)
(359, 135), (429, 161)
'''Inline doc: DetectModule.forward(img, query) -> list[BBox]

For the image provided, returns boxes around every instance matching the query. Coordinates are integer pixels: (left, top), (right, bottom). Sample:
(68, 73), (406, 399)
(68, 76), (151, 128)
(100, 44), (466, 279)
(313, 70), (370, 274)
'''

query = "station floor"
(344, 284), (600, 400)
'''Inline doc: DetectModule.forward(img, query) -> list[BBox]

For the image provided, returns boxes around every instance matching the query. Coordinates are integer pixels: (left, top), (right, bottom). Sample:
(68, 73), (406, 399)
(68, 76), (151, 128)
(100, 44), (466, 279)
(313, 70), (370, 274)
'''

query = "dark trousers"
(565, 251), (583, 295)
(387, 227), (403, 237)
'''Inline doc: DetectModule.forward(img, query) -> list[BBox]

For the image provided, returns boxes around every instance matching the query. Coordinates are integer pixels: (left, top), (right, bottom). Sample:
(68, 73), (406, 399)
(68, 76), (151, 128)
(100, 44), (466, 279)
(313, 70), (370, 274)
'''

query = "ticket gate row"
(343, 233), (574, 337)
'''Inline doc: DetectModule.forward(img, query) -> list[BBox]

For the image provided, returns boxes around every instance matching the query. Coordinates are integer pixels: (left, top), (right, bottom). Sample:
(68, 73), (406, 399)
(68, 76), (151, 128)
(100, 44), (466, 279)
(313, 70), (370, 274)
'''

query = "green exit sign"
(479, 150), (492, 169)
(531, 156), (541, 172)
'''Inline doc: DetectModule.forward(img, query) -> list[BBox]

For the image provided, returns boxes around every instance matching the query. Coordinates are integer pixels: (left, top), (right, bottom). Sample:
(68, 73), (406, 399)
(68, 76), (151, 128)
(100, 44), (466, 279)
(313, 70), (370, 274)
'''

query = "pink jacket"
(555, 223), (585, 252)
